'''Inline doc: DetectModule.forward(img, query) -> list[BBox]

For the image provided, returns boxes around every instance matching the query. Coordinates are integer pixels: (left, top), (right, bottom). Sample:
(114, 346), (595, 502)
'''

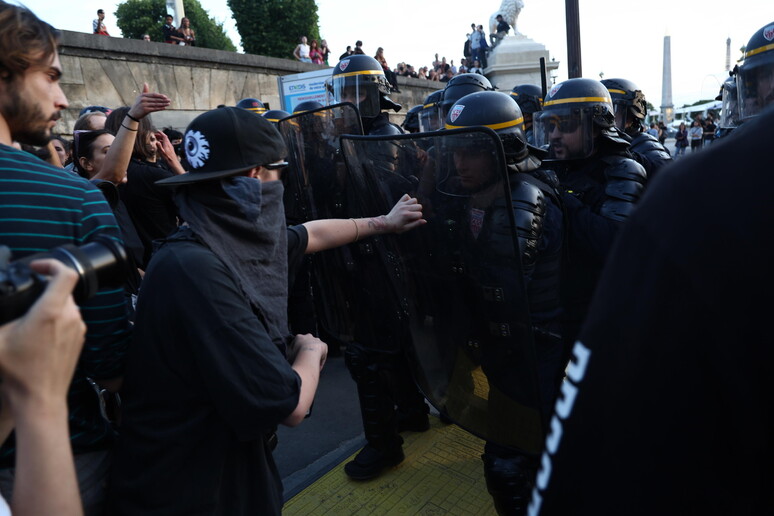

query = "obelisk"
(661, 34), (674, 124)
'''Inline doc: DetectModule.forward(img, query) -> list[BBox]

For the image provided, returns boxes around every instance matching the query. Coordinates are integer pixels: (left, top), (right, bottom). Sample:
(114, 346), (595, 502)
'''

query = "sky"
(15, 0), (774, 108)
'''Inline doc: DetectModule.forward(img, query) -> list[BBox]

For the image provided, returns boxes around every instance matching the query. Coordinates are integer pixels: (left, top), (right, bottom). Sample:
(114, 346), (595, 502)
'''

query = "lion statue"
(489, 0), (525, 38)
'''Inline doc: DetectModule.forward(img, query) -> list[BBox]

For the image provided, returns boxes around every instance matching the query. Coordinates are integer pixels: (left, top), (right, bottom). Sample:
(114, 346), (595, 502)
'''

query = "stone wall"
(58, 31), (437, 134)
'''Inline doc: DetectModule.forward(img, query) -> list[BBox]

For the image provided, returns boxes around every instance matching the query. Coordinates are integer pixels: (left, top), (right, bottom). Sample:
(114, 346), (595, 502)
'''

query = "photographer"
(0, 260), (86, 515)
(0, 3), (131, 513)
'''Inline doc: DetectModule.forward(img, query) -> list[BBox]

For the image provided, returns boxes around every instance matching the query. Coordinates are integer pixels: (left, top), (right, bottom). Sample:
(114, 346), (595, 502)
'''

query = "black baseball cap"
(157, 107), (288, 186)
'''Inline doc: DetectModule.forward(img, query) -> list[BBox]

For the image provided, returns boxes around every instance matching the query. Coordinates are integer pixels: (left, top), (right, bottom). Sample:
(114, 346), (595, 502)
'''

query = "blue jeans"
(299, 57), (312, 63)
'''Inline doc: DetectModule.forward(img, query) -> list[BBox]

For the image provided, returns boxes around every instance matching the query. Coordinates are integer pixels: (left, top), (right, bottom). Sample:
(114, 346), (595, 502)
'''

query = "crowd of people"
(3, 1), (774, 515)
(92, 8), (195, 45)
(292, 15), (512, 85)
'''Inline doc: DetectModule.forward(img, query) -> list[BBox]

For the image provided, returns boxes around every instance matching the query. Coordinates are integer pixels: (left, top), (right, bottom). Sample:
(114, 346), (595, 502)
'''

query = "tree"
(228, 0), (321, 59)
(115, 0), (236, 52)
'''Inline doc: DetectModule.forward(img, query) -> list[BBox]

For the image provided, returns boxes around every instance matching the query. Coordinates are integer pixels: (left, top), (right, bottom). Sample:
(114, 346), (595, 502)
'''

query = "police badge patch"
(450, 104), (465, 123)
(339, 59), (350, 71)
(764, 25), (774, 41)
(469, 208), (485, 239)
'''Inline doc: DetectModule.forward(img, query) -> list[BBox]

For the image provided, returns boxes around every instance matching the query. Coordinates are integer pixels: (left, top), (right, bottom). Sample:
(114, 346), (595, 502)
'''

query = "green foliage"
(228, 0), (321, 58)
(115, 0), (236, 52)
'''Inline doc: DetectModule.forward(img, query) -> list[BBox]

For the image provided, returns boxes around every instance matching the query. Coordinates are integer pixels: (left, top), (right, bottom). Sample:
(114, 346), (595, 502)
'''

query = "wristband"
(126, 113), (140, 123)
(121, 123), (138, 131)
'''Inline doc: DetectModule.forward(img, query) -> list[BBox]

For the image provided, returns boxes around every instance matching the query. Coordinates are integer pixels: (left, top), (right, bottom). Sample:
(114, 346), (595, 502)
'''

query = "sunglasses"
(545, 115), (580, 133)
(263, 160), (288, 170)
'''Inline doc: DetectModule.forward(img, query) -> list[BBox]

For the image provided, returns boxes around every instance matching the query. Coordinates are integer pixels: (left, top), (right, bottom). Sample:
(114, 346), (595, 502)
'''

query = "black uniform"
(530, 103), (774, 516)
(482, 161), (565, 515)
(626, 130), (672, 182)
(555, 143), (646, 347)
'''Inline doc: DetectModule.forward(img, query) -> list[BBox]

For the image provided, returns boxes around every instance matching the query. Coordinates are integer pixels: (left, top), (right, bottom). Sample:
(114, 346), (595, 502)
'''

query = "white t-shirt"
(297, 43), (310, 59)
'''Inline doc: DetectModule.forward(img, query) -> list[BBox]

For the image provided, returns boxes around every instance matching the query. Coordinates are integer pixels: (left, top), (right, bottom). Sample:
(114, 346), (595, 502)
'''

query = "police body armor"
(628, 131), (671, 181)
(341, 128), (544, 454)
(560, 153), (646, 223)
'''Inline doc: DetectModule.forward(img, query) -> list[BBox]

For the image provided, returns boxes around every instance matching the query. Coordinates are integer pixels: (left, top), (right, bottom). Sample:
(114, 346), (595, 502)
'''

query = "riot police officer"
(439, 73), (495, 121)
(330, 54), (430, 480)
(509, 84), (543, 146)
(292, 100), (324, 114)
(262, 109), (291, 125)
(401, 104), (423, 133)
(737, 21), (774, 122)
(235, 97), (266, 114)
(331, 54), (403, 136)
(445, 90), (565, 516)
(601, 78), (671, 180)
(715, 73), (740, 139)
(534, 78), (646, 351)
(419, 89), (444, 132)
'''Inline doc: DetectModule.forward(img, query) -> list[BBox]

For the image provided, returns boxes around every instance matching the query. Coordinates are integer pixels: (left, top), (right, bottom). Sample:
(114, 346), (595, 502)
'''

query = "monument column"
(660, 34), (674, 124)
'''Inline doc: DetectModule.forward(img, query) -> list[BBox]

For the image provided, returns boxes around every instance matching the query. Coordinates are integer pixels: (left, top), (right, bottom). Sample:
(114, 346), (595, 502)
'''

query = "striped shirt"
(0, 144), (132, 465)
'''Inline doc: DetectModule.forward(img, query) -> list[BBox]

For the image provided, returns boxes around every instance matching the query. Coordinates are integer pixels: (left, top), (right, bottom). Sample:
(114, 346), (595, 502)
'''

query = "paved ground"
(275, 353), (364, 500)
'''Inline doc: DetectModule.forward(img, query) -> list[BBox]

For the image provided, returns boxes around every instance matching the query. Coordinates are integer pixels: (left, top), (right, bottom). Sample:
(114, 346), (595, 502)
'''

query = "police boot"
(390, 355), (430, 433)
(481, 452), (537, 516)
(344, 345), (405, 480)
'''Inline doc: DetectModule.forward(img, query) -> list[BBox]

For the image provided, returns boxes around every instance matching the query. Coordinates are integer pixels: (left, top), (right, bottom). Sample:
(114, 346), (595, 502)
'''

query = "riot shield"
(278, 103), (363, 341)
(341, 128), (544, 454)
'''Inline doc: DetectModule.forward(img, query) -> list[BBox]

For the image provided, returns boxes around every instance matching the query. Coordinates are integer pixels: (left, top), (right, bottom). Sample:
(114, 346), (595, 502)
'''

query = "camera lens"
(47, 236), (128, 302)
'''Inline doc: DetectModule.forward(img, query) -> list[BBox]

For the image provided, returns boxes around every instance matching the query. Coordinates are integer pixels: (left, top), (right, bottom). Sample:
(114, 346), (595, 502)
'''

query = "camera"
(0, 236), (128, 325)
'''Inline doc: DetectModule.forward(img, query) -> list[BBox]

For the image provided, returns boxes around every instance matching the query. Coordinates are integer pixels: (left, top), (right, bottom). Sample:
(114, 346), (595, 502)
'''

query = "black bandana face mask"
(174, 176), (290, 349)
(221, 175), (264, 222)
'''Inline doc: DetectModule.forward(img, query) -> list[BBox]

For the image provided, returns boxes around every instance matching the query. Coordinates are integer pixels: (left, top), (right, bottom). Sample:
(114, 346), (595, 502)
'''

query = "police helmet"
(534, 78), (620, 160)
(419, 89), (444, 132)
(439, 73), (494, 118)
(331, 55), (399, 118)
(401, 104), (422, 133)
(292, 101), (324, 114)
(717, 73), (739, 129)
(737, 21), (774, 121)
(509, 84), (543, 115)
(262, 109), (291, 124)
(445, 91), (529, 162)
(236, 97), (266, 114)
(600, 78), (647, 136)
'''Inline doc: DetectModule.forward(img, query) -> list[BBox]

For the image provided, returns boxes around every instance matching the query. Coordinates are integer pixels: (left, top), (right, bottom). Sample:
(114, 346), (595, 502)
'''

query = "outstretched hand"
(128, 83), (171, 120)
(384, 194), (426, 234)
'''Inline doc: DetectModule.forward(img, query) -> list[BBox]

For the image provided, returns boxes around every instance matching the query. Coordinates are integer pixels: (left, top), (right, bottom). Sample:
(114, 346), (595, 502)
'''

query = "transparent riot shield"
(278, 103), (363, 341)
(341, 128), (544, 454)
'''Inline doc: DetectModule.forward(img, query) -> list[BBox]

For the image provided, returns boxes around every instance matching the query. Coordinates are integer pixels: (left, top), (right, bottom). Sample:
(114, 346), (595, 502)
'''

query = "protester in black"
(108, 108), (327, 516)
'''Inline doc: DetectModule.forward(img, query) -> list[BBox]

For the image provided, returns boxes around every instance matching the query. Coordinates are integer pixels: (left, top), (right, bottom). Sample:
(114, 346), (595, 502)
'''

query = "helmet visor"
(612, 102), (630, 132)
(720, 82), (740, 128)
(419, 104), (443, 132)
(534, 108), (596, 160)
(737, 55), (774, 121)
(332, 74), (383, 118)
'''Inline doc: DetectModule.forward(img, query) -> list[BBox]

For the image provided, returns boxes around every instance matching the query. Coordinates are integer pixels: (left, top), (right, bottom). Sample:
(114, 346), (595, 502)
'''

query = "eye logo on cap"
(450, 104), (465, 123)
(185, 130), (210, 169)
